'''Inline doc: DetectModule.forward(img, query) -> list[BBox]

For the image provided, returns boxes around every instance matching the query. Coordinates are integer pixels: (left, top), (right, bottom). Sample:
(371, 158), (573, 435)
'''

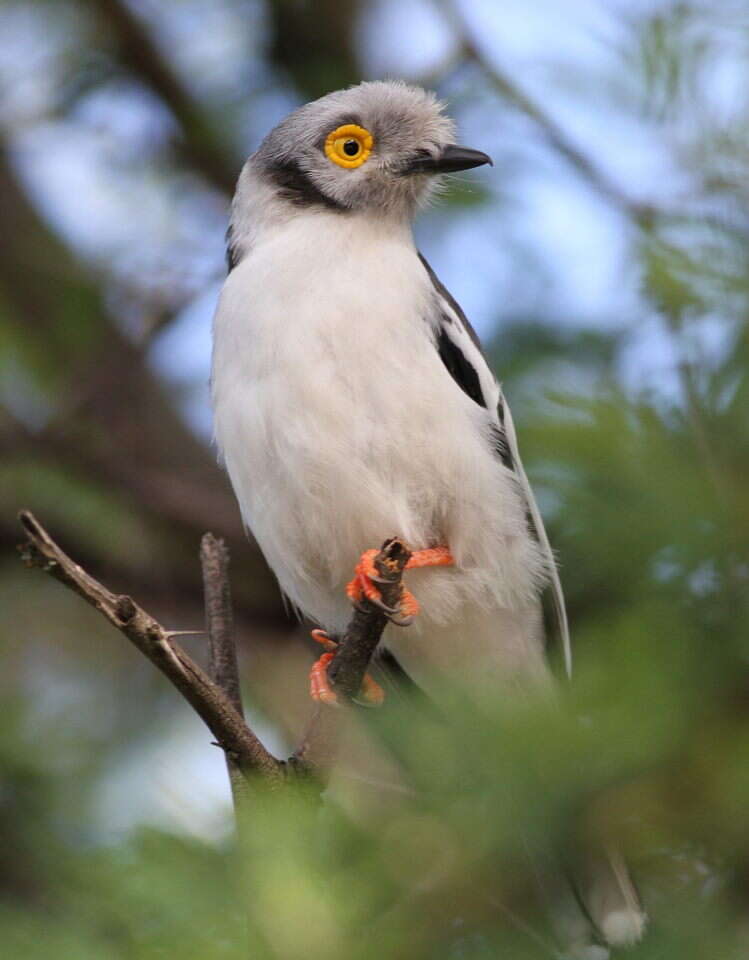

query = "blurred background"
(2, 0), (749, 957)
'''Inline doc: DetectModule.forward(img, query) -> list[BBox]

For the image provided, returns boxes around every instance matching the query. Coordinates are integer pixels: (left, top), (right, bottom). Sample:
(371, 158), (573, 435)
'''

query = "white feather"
(212, 188), (549, 691)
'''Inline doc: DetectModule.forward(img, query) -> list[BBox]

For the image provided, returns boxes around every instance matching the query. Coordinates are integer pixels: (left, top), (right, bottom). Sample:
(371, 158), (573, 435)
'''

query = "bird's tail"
(578, 848), (647, 949)
(549, 847), (646, 956)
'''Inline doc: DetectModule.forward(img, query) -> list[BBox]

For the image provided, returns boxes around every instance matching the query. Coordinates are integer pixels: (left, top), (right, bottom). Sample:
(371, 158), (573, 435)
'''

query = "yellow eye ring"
(324, 124), (373, 169)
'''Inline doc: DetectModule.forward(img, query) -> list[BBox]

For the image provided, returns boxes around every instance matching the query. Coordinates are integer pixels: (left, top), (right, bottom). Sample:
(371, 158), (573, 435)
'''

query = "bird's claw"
(309, 651), (341, 707)
(346, 548), (419, 623)
(315, 544), (454, 701)
(364, 590), (400, 616)
(389, 614), (414, 628)
(308, 629), (384, 707)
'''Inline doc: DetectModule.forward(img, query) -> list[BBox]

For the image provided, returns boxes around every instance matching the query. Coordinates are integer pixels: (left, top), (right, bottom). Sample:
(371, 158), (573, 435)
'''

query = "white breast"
(211, 210), (544, 637)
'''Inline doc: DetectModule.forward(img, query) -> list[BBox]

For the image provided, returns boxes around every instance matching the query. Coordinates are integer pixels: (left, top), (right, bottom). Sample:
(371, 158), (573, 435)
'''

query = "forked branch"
(17, 510), (409, 786)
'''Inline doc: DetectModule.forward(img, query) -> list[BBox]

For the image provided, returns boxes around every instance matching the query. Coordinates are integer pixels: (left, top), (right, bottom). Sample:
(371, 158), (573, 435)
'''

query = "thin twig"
(18, 510), (284, 785)
(201, 534), (243, 713)
(200, 533), (252, 808)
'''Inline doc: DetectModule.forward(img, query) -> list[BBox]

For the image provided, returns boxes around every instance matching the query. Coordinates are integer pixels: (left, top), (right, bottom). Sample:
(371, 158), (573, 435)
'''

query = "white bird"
(211, 80), (644, 949)
(212, 80), (567, 697)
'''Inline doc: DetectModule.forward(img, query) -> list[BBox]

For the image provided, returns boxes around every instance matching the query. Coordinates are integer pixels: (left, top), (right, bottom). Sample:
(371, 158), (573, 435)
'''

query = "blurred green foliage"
(2, 0), (749, 957)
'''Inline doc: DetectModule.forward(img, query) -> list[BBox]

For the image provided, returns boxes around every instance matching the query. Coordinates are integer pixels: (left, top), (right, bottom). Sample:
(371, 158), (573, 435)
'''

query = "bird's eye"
(324, 124), (373, 169)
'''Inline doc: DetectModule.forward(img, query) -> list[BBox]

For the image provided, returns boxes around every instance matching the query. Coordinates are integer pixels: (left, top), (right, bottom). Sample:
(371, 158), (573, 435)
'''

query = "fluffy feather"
(212, 203), (549, 688)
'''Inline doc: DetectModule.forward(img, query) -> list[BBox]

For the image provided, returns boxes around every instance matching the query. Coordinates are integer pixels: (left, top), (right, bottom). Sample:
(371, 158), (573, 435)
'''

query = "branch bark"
(326, 538), (411, 698)
(18, 511), (409, 787)
(200, 533), (251, 807)
(201, 534), (243, 714)
(18, 510), (284, 785)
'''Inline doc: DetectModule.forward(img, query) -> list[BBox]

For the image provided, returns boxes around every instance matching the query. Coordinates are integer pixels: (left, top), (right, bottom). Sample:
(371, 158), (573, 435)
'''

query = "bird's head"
(249, 80), (492, 219)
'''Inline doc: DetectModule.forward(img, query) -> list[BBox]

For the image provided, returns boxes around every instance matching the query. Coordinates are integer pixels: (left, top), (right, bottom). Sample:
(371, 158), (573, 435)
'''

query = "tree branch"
(200, 533), (251, 807)
(18, 510), (284, 785)
(84, 0), (238, 195)
(327, 538), (411, 698)
(18, 511), (410, 786)
(201, 534), (243, 714)
(445, 1), (749, 242)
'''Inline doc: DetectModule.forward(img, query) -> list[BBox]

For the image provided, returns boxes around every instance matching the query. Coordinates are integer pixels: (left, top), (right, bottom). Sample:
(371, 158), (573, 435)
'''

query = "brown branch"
(84, 0), (238, 195)
(201, 534), (243, 714)
(327, 538), (412, 698)
(18, 510), (409, 786)
(200, 533), (251, 808)
(18, 510), (284, 786)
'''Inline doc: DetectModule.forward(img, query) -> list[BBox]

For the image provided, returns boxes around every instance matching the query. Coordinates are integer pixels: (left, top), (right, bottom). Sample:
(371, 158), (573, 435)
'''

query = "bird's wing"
(419, 254), (572, 677)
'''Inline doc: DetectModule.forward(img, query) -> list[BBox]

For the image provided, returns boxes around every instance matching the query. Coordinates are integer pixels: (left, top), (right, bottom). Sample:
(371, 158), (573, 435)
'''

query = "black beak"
(403, 144), (493, 175)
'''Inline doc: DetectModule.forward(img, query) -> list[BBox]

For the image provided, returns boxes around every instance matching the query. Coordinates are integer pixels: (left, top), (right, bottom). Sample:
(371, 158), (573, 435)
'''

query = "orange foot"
(345, 545), (453, 626)
(308, 629), (385, 708)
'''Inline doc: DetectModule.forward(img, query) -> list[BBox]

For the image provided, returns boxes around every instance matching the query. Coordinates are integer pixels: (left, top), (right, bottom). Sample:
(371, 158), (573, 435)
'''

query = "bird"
(210, 80), (644, 949)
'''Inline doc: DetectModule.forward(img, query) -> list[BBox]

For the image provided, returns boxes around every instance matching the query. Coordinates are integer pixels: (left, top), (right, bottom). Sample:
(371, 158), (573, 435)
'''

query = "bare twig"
(201, 534), (243, 714)
(200, 533), (252, 808)
(18, 510), (284, 785)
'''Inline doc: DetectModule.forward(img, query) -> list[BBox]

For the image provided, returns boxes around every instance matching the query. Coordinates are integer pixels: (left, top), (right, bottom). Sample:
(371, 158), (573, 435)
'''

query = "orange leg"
(308, 629), (385, 707)
(406, 545), (454, 571)
(309, 652), (339, 706)
(345, 544), (454, 626)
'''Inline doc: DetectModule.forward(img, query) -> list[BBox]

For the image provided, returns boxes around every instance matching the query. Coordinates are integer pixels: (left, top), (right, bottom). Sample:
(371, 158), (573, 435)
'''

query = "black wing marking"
(419, 252), (572, 676)
(436, 324), (486, 409)
(422, 253), (511, 466)
(438, 328), (513, 470)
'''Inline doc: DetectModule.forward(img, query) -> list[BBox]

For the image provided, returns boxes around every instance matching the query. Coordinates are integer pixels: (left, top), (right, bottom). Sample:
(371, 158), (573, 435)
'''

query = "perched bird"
(212, 80), (568, 699)
(211, 81), (644, 949)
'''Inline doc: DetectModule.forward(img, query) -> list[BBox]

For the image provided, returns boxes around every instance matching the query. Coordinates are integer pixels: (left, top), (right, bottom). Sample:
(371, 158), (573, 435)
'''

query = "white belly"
(211, 212), (545, 677)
